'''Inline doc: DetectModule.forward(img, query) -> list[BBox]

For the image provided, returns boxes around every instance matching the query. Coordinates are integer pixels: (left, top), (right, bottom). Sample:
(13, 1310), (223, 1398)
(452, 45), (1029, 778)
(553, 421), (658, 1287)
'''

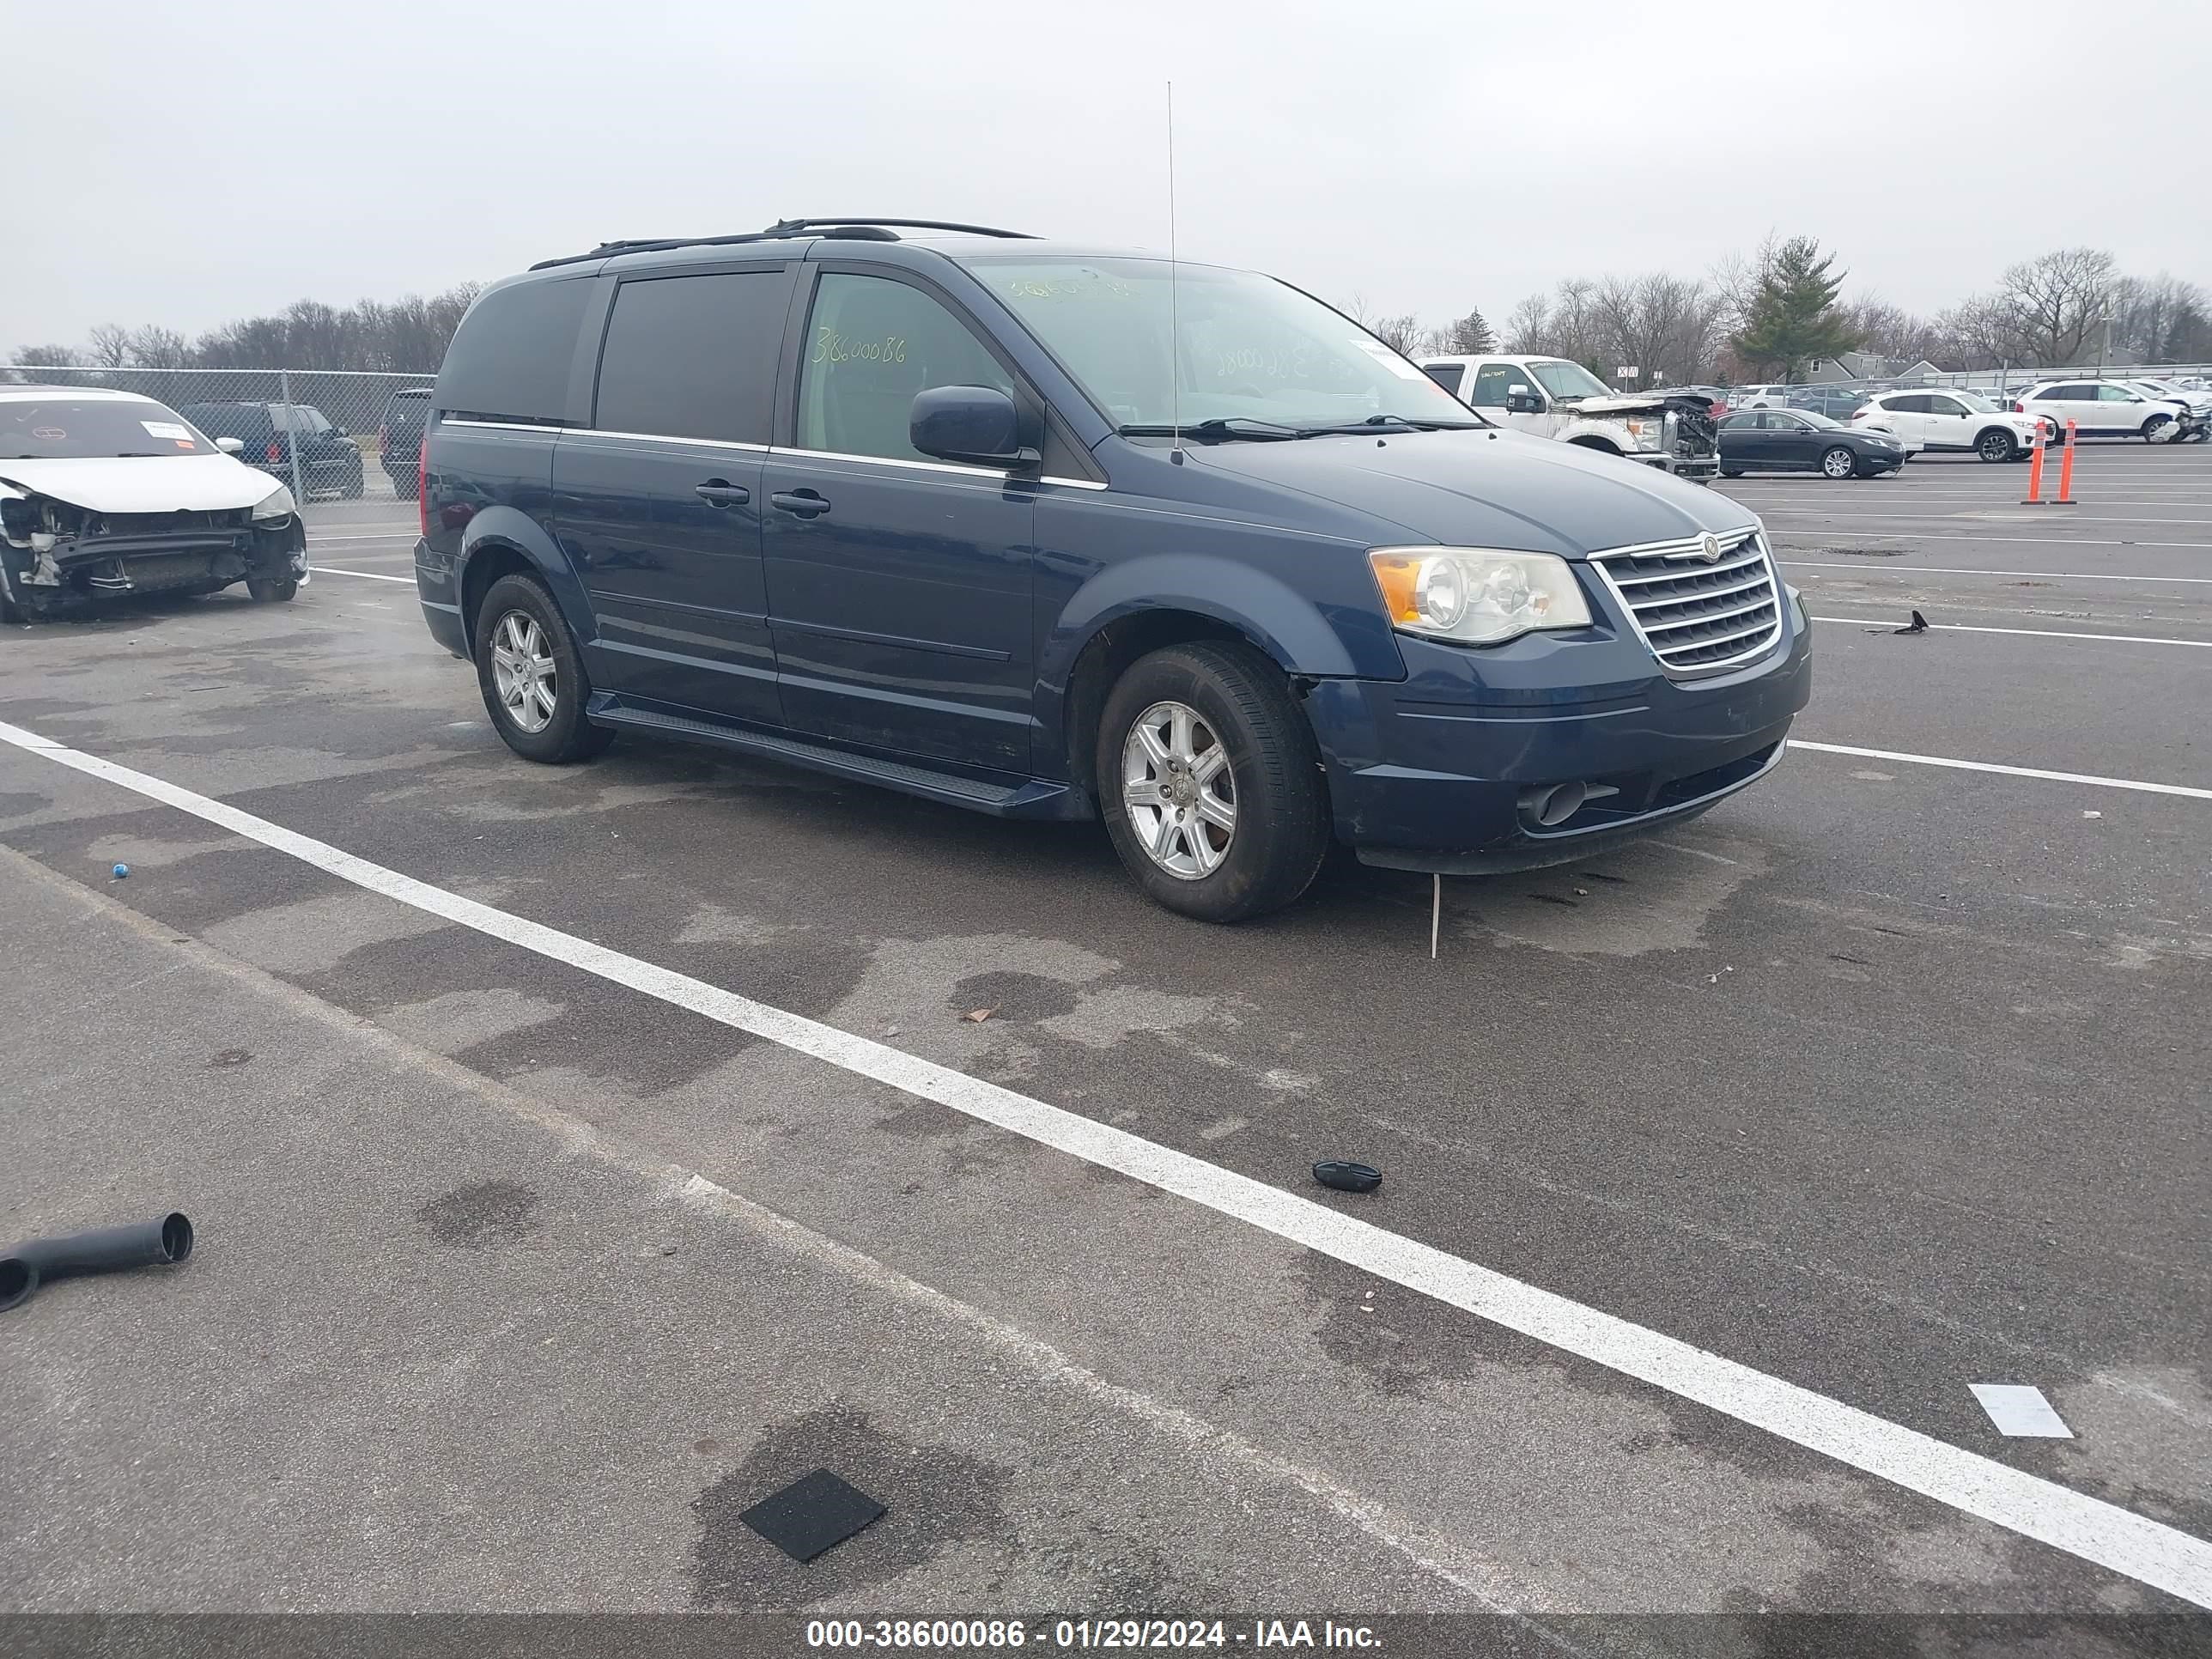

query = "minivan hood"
(1185, 428), (1753, 554)
(0, 453), (283, 514)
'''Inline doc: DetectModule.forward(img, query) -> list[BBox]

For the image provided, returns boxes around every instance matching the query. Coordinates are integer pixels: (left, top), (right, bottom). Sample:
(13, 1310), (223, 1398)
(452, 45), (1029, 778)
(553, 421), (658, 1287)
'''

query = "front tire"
(1976, 428), (2018, 463)
(472, 573), (611, 764)
(1820, 446), (1857, 479)
(246, 577), (297, 603)
(1719, 466), (1745, 478)
(1097, 641), (1331, 922)
(2142, 414), (2174, 444)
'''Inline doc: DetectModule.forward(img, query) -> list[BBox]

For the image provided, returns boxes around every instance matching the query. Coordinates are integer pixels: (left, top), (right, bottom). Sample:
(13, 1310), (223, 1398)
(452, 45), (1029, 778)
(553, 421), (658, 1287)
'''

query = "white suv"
(1850, 389), (2044, 462)
(2015, 380), (2196, 443)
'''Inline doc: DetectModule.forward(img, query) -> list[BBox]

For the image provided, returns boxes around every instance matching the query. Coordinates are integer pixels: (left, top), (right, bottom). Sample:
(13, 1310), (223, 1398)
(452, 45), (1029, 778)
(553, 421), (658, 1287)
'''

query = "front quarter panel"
(1030, 486), (1408, 780)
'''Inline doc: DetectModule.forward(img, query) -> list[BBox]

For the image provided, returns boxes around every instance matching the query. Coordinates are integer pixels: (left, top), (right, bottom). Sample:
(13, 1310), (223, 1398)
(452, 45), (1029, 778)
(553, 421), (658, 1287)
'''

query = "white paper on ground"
(1972, 1383), (2074, 1438)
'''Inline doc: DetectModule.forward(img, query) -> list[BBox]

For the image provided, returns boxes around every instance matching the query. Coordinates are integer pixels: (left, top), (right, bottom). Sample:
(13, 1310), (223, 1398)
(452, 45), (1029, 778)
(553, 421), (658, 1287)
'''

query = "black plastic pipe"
(0, 1212), (193, 1311)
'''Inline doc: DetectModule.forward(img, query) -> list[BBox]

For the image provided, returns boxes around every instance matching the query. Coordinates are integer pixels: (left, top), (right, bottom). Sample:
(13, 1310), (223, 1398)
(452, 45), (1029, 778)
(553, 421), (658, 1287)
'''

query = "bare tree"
(85, 324), (134, 369)
(125, 326), (193, 368)
(1996, 247), (2118, 365)
(2109, 273), (2210, 362)
(1503, 293), (1551, 355)
(1838, 298), (1950, 368)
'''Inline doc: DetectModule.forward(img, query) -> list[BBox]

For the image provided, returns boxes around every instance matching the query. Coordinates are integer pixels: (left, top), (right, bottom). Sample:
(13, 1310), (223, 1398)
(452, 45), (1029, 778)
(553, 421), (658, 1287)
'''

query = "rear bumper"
(415, 536), (470, 657)
(1307, 590), (1813, 872)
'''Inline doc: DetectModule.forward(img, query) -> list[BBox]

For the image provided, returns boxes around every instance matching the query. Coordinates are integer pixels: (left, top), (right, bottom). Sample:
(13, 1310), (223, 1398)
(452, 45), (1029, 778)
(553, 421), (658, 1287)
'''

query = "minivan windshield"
(0, 398), (216, 459)
(963, 256), (1480, 434)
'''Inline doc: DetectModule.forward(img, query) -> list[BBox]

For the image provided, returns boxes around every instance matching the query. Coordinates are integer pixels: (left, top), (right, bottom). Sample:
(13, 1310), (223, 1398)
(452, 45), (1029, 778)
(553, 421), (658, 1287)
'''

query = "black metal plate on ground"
(737, 1468), (887, 1563)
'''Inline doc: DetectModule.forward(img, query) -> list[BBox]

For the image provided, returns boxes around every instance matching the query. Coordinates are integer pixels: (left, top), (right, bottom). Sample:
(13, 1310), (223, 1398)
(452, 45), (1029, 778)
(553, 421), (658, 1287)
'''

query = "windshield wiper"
(1117, 418), (1301, 443)
(1293, 414), (1488, 436)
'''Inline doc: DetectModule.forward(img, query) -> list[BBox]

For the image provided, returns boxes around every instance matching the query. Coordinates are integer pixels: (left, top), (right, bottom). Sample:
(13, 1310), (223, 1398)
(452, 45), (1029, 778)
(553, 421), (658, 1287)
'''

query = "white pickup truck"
(1417, 354), (1721, 481)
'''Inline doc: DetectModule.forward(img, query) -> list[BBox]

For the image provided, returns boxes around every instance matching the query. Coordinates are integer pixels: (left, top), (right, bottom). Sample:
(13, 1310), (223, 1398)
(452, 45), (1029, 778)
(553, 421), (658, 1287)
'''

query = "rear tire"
(1097, 641), (1331, 922)
(246, 577), (297, 603)
(1820, 446), (1857, 479)
(472, 573), (612, 764)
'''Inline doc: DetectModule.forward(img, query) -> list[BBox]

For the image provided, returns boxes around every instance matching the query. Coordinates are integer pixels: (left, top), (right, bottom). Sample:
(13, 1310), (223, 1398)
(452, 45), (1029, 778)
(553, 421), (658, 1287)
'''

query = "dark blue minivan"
(414, 218), (1810, 920)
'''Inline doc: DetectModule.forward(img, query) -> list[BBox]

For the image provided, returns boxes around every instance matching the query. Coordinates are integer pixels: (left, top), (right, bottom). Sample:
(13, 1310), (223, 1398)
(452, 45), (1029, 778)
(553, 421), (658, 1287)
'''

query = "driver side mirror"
(910, 385), (1041, 469)
(1504, 385), (1544, 414)
(214, 436), (244, 456)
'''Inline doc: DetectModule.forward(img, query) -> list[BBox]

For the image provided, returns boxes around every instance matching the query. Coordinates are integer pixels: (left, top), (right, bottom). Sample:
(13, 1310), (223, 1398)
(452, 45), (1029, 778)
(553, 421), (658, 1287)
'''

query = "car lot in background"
(1853, 388), (2042, 460)
(179, 400), (367, 498)
(374, 386), (433, 489)
(4, 435), (2206, 1625)
(1717, 407), (1907, 477)
(1784, 386), (1870, 420)
(2014, 379), (2203, 443)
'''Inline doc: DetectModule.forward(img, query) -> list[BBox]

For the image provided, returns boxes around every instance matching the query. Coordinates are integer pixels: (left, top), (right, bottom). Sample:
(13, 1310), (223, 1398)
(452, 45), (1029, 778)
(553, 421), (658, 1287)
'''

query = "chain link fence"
(1, 364), (436, 504)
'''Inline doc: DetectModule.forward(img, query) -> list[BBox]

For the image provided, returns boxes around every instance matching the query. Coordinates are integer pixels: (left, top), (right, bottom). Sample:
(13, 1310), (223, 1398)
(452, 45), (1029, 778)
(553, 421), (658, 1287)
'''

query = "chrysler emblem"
(1698, 532), (1723, 562)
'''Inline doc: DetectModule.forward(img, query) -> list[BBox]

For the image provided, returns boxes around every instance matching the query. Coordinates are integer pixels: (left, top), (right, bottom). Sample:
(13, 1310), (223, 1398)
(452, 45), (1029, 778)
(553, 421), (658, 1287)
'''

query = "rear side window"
(796, 273), (1015, 463)
(437, 276), (596, 422)
(1423, 363), (1464, 396)
(592, 270), (788, 443)
(1890, 394), (1930, 413)
(1468, 363), (1522, 407)
(2042, 384), (2092, 400)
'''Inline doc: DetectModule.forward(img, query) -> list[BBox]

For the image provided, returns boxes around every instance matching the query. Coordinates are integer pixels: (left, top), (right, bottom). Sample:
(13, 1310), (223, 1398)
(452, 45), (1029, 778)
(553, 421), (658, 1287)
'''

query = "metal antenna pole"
(1167, 80), (1183, 464)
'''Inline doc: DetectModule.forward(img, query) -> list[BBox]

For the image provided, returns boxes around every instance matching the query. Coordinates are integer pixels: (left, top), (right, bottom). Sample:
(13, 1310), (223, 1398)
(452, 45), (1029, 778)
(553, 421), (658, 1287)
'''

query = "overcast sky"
(6, 0), (2206, 353)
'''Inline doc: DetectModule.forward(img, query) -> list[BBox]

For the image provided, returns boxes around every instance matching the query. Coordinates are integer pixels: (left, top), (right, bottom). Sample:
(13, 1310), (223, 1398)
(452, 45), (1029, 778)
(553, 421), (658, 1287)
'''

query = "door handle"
(769, 489), (830, 518)
(694, 480), (750, 507)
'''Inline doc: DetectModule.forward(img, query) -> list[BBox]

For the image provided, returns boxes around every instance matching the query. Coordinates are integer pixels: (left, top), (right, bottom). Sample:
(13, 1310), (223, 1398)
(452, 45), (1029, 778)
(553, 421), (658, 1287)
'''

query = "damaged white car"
(0, 386), (310, 623)
(1417, 355), (1721, 481)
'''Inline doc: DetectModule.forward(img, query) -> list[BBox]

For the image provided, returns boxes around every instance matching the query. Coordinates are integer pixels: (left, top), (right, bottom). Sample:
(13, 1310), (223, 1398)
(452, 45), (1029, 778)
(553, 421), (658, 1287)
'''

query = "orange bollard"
(2051, 418), (2078, 505)
(2021, 417), (2047, 504)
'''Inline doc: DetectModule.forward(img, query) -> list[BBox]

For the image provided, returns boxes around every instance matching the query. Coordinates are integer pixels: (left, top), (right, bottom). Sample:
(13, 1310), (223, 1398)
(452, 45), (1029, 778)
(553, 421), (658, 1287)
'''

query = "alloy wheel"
(490, 610), (557, 734)
(1121, 700), (1237, 879)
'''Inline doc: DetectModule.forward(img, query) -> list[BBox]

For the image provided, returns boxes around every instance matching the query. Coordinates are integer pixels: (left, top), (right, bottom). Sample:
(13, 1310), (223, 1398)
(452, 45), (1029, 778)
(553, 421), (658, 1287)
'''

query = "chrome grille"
(1589, 528), (1784, 677)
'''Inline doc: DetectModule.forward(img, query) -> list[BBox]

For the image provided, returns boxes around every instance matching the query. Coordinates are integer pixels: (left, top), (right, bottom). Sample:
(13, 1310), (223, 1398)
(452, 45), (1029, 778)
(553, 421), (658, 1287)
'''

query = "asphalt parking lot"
(2, 441), (2207, 1649)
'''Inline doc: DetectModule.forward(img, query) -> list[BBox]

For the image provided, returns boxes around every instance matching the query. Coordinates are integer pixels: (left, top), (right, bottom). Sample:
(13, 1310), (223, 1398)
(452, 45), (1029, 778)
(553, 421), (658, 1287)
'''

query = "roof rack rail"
(530, 217), (1036, 271)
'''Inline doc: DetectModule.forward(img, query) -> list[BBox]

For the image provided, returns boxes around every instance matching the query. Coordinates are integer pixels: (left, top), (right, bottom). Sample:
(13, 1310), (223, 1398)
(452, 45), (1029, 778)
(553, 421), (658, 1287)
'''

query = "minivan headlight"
(251, 483), (296, 522)
(1366, 547), (1592, 645)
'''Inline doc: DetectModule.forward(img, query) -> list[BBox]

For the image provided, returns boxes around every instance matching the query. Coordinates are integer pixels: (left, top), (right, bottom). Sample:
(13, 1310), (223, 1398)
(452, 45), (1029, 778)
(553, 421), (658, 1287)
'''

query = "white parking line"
(315, 566), (413, 585)
(1783, 561), (2212, 585)
(1789, 741), (2212, 800)
(0, 714), (2208, 1609)
(1782, 532), (2212, 550)
(1765, 511), (2212, 526)
(307, 531), (416, 544)
(1810, 616), (2212, 649)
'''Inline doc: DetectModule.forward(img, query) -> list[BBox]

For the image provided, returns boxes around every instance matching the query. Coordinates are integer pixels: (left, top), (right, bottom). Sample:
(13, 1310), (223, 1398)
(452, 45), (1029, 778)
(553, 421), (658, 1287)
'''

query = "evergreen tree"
(1731, 237), (1859, 378)
(1441, 307), (1495, 354)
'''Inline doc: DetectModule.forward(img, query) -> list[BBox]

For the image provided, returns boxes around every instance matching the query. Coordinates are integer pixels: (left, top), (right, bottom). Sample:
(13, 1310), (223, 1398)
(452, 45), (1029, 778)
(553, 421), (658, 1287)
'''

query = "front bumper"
(1307, 587), (1813, 873)
(0, 516), (307, 611)
(1630, 449), (1718, 479)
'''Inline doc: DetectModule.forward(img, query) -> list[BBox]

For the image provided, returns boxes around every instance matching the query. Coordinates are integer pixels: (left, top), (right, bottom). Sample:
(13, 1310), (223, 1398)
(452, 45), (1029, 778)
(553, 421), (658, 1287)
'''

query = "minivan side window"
(797, 274), (1015, 464)
(437, 276), (597, 423)
(593, 271), (787, 444)
(1468, 362), (1522, 408)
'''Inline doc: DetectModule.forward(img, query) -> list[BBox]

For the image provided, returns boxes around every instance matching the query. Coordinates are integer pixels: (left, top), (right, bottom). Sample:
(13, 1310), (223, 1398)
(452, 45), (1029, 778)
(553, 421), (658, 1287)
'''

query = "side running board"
(586, 698), (1082, 821)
